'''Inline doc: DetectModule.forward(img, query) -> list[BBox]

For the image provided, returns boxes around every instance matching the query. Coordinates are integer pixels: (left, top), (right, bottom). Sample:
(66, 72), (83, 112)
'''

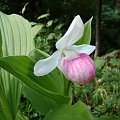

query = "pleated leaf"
(0, 55), (71, 115)
(0, 32), (2, 58)
(0, 11), (34, 119)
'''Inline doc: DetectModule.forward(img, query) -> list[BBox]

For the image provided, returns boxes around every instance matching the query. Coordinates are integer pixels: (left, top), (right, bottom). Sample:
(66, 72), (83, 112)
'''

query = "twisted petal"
(34, 50), (61, 76)
(63, 44), (95, 59)
(56, 15), (84, 49)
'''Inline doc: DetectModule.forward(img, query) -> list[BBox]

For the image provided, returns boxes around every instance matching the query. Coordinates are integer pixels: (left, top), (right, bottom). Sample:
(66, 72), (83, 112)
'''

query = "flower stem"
(66, 81), (71, 96)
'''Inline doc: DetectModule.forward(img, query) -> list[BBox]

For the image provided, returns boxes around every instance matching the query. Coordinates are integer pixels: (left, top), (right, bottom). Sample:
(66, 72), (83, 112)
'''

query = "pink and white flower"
(34, 15), (96, 84)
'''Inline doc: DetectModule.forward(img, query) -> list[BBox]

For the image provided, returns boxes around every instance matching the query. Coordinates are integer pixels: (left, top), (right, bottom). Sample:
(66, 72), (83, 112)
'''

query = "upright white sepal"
(56, 15), (84, 49)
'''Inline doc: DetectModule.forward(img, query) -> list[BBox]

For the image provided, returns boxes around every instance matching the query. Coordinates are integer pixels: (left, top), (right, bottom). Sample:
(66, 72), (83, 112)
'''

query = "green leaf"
(46, 20), (53, 27)
(28, 48), (49, 62)
(43, 101), (93, 120)
(37, 14), (50, 20)
(0, 11), (34, 119)
(23, 85), (60, 115)
(94, 57), (105, 69)
(77, 17), (93, 45)
(31, 23), (44, 38)
(0, 32), (2, 58)
(47, 33), (55, 40)
(21, 2), (29, 14)
(54, 23), (64, 30)
(0, 86), (12, 120)
(0, 55), (71, 115)
(0, 11), (34, 57)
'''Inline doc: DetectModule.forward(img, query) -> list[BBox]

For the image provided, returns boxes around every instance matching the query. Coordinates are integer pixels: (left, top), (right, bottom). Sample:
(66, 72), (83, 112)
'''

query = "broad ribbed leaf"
(77, 17), (93, 45)
(0, 56), (71, 113)
(0, 32), (2, 58)
(0, 85), (13, 120)
(43, 101), (93, 120)
(0, 11), (34, 119)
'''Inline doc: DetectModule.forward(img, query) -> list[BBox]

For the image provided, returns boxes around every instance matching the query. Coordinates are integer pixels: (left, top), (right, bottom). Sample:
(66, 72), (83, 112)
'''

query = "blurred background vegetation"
(0, 0), (120, 54)
(0, 0), (120, 119)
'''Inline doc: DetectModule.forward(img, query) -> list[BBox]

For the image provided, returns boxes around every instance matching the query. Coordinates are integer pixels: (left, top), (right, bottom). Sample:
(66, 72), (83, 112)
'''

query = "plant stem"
(66, 81), (71, 96)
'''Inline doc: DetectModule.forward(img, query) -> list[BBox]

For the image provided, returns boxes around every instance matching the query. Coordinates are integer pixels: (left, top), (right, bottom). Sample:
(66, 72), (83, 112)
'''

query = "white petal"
(63, 44), (95, 59)
(56, 15), (84, 49)
(34, 50), (61, 76)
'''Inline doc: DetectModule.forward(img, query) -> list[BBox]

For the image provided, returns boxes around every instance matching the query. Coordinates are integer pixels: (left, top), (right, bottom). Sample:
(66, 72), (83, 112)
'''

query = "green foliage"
(0, 0), (96, 21)
(0, 11), (34, 119)
(94, 57), (105, 70)
(0, 49), (96, 120)
(0, 54), (71, 114)
(100, 2), (120, 54)
(19, 95), (41, 120)
(0, 0), (119, 54)
(0, 1), (120, 119)
(0, 107), (6, 120)
(0, 11), (95, 120)
(0, 32), (2, 58)
(44, 101), (93, 120)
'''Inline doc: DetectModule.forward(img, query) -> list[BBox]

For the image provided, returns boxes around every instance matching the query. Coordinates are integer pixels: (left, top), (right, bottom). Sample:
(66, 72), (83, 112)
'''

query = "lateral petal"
(34, 50), (61, 76)
(63, 44), (95, 59)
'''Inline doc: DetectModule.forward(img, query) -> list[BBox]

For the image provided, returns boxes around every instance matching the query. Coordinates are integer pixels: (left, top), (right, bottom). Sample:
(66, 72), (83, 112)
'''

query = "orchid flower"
(34, 15), (96, 84)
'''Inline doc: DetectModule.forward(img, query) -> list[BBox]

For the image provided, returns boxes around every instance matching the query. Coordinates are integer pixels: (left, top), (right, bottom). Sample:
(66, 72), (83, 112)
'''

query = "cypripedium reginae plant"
(34, 15), (96, 84)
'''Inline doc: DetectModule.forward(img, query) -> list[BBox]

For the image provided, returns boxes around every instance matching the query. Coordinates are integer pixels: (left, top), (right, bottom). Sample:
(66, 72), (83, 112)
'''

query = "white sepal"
(56, 15), (84, 49)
